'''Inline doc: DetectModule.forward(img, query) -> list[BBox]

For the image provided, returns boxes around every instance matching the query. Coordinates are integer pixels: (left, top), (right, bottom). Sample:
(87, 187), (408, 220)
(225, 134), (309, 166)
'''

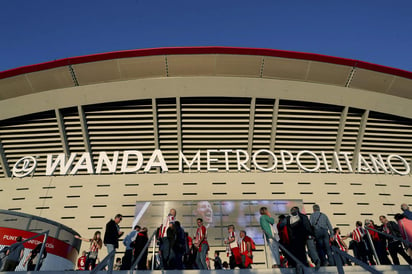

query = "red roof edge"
(1, 46), (411, 80)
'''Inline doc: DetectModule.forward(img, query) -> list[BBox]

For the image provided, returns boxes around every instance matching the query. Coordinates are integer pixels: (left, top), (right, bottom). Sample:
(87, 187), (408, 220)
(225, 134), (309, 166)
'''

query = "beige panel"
(118, 56), (166, 79)
(0, 75), (32, 100)
(1, 77), (412, 121)
(167, 54), (216, 76)
(262, 56), (309, 80)
(215, 54), (261, 77)
(388, 76), (412, 98)
(73, 59), (121, 85)
(26, 66), (74, 92)
(350, 68), (394, 93)
(307, 61), (352, 86)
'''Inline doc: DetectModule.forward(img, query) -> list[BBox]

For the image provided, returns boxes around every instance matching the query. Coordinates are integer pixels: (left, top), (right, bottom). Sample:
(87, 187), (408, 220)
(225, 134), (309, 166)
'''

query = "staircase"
(3, 265), (412, 274)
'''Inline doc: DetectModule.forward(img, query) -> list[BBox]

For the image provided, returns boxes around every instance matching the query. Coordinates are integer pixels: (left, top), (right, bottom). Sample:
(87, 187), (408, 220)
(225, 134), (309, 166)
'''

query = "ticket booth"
(0, 210), (81, 271)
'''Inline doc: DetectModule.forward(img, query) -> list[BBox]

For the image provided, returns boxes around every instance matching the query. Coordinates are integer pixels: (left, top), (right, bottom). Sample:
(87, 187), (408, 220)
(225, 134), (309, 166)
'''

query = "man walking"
(159, 208), (177, 269)
(310, 204), (335, 266)
(379, 215), (412, 265)
(121, 225), (140, 270)
(104, 214), (124, 270)
(3, 236), (24, 271)
(194, 218), (208, 269)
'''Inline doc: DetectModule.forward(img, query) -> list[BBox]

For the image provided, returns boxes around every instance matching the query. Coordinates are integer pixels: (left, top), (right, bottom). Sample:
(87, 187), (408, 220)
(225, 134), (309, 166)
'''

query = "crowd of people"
(260, 203), (412, 269)
(73, 202), (412, 271)
(1, 203), (410, 271)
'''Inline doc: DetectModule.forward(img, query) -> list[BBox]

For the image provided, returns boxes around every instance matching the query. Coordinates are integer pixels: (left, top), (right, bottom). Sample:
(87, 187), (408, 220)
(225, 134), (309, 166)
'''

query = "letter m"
(179, 150), (201, 172)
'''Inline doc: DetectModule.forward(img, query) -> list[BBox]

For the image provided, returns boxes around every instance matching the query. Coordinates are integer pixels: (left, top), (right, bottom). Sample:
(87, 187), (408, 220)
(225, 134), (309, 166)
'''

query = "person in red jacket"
(239, 230), (254, 268)
(77, 251), (87, 270)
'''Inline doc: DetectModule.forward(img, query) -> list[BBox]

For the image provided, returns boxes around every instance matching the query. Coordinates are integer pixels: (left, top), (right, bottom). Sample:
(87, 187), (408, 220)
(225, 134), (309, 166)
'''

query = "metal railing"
(89, 230), (156, 273)
(365, 226), (412, 247)
(19, 230), (49, 272)
(90, 249), (116, 274)
(91, 224), (412, 273)
(263, 234), (311, 274)
(330, 224), (412, 274)
(364, 227), (380, 265)
(331, 245), (382, 274)
(129, 230), (157, 271)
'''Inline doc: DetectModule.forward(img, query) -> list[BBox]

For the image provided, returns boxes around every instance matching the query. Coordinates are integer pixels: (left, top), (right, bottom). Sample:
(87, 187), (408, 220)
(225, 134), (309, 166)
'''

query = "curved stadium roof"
(0, 47), (411, 178)
(1, 46), (411, 100)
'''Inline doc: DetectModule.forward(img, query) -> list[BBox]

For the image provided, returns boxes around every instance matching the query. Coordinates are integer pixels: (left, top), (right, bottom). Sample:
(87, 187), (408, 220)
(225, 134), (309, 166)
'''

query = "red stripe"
(1, 47), (411, 80)
(0, 227), (79, 263)
(335, 234), (345, 251)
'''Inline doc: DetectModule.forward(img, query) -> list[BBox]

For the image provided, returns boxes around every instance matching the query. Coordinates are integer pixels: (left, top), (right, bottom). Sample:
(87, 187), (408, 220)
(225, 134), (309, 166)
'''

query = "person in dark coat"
(166, 222), (177, 269)
(3, 236), (24, 272)
(213, 251), (222, 269)
(23, 243), (47, 271)
(286, 207), (312, 268)
(131, 227), (149, 270)
(104, 214), (124, 270)
(173, 221), (186, 269)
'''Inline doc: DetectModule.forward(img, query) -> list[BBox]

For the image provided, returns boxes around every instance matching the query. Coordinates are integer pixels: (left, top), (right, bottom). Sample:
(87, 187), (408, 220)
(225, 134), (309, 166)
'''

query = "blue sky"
(1, 0), (411, 72)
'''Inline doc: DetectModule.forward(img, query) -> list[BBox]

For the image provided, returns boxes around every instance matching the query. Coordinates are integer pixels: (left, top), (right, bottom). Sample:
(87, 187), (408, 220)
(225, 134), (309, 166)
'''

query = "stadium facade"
(0, 47), (412, 267)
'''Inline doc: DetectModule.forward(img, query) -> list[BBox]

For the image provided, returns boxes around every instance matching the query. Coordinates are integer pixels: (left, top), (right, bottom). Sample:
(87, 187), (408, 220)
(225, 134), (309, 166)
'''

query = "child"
(114, 257), (122, 270)
(213, 251), (222, 269)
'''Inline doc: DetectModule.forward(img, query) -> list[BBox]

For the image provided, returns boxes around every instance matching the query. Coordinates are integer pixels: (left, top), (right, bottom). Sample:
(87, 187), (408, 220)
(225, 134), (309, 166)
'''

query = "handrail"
(18, 230), (49, 271)
(151, 233), (156, 270)
(331, 245), (382, 274)
(263, 234), (310, 273)
(129, 230), (157, 270)
(90, 249), (116, 274)
(365, 226), (412, 247)
(364, 227), (380, 265)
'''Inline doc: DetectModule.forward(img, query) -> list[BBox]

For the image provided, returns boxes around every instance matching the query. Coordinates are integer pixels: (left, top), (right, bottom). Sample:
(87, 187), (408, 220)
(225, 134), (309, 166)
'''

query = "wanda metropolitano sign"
(11, 149), (411, 178)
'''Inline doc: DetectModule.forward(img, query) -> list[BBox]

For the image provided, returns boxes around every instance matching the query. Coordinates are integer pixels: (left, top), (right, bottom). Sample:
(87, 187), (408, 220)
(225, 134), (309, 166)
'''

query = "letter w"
(46, 154), (76, 175)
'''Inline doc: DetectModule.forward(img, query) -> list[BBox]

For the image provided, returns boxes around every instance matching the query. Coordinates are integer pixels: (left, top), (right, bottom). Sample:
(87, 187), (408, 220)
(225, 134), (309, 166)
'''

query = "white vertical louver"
(157, 98), (179, 172)
(338, 108), (363, 172)
(84, 100), (156, 174)
(274, 100), (342, 171)
(180, 97), (251, 172)
(251, 98), (276, 169)
(0, 97), (411, 176)
(0, 111), (63, 176)
(361, 111), (412, 173)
